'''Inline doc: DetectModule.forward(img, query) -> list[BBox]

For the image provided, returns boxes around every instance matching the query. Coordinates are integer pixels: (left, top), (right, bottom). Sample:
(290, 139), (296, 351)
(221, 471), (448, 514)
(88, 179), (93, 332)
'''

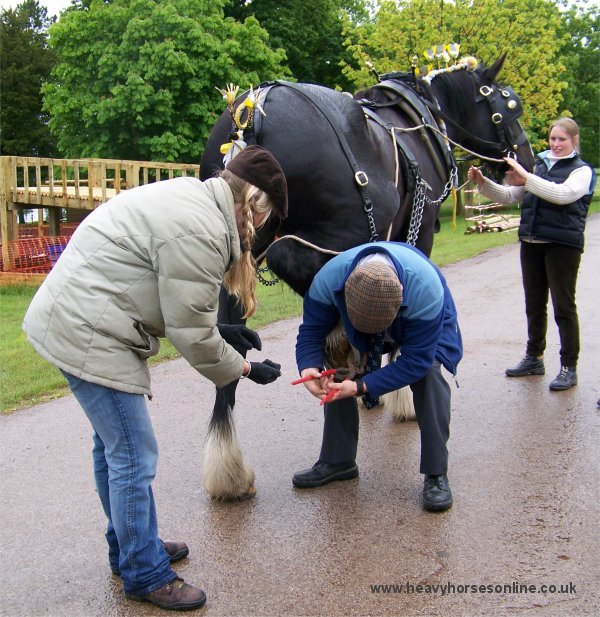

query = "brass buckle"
(355, 171), (369, 186)
(479, 85), (493, 97)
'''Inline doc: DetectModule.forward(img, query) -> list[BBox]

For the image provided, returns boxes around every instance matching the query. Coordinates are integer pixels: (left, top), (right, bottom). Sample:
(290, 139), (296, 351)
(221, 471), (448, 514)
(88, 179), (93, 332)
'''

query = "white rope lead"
(393, 123), (506, 163)
(255, 235), (342, 264)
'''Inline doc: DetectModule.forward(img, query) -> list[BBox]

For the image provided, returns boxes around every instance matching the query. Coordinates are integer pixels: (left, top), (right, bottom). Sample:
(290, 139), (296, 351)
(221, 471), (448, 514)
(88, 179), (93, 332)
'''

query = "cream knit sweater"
(478, 153), (592, 206)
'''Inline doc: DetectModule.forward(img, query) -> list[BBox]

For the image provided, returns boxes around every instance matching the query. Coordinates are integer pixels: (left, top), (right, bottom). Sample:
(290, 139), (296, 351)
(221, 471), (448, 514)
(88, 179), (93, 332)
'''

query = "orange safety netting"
(18, 224), (78, 239)
(0, 235), (72, 274)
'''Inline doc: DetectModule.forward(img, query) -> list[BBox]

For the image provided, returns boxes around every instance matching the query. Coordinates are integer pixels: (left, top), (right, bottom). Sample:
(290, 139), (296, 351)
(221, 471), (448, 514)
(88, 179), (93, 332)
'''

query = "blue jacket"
(296, 242), (463, 398)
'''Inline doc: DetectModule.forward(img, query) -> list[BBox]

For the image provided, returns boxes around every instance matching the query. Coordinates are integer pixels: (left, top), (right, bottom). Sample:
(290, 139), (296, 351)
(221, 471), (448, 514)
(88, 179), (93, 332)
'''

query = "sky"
(0, 0), (74, 18)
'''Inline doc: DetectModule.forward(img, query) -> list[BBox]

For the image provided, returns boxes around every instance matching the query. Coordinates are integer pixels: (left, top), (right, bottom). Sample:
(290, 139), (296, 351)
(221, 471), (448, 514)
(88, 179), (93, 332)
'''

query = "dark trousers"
(520, 241), (582, 367)
(319, 361), (451, 476)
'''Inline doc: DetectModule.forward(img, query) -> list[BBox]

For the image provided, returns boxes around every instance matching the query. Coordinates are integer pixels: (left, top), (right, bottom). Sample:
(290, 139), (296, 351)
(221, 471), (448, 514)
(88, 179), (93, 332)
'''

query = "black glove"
(247, 359), (282, 385)
(217, 324), (262, 352)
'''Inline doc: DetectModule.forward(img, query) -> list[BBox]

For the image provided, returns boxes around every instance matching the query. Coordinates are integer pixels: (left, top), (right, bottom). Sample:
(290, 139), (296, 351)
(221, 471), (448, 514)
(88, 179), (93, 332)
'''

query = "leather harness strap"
(374, 79), (454, 176)
(272, 80), (379, 242)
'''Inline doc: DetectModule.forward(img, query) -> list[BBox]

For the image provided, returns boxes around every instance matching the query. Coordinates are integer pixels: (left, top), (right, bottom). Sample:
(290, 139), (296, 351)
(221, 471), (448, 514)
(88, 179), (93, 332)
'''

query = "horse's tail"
(202, 383), (256, 500)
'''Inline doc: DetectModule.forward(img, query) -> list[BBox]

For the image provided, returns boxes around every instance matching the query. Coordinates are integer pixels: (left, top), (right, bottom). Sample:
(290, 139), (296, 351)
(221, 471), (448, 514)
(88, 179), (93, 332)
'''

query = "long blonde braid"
(220, 169), (274, 318)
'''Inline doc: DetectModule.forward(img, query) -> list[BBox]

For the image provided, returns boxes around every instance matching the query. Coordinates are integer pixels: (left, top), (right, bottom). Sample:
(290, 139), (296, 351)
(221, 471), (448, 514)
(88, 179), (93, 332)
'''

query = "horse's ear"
(481, 53), (507, 84)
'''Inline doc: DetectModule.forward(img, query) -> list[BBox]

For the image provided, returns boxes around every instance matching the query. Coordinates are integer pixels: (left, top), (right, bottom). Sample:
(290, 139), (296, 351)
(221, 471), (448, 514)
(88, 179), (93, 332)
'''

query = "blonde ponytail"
(220, 169), (275, 318)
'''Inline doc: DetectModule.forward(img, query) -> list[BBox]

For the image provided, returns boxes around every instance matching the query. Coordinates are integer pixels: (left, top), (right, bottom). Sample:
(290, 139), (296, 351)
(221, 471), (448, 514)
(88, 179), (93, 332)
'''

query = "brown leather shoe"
(111, 540), (189, 576)
(162, 540), (189, 562)
(127, 576), (206, 611)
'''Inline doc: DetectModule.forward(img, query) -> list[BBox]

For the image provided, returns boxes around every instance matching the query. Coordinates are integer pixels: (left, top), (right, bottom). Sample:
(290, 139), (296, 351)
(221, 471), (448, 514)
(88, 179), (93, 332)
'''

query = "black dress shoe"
(505, 356), (545, 377)
(549, 366), (577, 391)
(292, 461), (358, 488)
(423, 475), (453, 512)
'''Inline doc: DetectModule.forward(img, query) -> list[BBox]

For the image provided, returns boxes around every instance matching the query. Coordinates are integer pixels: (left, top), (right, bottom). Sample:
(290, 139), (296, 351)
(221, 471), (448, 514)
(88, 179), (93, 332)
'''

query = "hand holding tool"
(291, 369), (336, 385)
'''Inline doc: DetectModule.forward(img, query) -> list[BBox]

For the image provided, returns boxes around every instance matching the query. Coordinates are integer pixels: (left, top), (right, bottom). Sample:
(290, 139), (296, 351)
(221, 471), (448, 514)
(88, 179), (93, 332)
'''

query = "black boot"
(292, 461), (358, 488)
(505, 356), (545, 377)
(549, 366), (577, 391)
(423, 474), (453, 512)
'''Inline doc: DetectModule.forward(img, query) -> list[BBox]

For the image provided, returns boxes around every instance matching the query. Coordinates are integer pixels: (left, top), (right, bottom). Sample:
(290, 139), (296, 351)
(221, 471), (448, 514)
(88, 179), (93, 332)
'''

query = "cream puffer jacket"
(23, 176), (245, 396)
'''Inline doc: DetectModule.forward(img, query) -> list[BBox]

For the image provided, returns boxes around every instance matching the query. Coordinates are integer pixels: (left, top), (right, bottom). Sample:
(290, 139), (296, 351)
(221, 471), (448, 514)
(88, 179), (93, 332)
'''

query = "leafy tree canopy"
(341, 0), (576, 154)
(43, 0), (290, 162)
(556, 0), (599, 166)
(225, 0), (373, 90)
(0, 0), (57, 156)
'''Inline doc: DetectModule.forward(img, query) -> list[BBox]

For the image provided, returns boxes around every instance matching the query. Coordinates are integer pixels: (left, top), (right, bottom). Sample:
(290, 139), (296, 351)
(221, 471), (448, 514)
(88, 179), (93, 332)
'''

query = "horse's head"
(423, 55), (535, 172)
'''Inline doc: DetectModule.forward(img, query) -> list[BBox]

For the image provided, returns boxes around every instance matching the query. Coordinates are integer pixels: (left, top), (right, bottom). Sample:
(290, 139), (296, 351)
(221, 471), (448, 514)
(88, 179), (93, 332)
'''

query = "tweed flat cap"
(345, 261), (403, 334)
(226, 145), (288, 219)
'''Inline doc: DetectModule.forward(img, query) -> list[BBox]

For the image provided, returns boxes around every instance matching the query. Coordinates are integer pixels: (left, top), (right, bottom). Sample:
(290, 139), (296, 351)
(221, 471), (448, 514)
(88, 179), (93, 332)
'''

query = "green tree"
(0, 0), (57, 156)
(556, 1), (599, 167)
(42, 0), (290, 162)
(225, 0), (372, 90)
(341, 0), (570, 153)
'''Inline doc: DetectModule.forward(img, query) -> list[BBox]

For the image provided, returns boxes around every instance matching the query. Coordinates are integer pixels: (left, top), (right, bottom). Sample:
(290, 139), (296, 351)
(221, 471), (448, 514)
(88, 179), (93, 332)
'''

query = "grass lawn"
(2, 196), (598, 413)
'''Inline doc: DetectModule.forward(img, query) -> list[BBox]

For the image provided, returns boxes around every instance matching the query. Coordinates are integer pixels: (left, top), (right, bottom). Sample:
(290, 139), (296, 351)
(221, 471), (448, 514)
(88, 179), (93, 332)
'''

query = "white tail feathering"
(202, 415), (255, 500)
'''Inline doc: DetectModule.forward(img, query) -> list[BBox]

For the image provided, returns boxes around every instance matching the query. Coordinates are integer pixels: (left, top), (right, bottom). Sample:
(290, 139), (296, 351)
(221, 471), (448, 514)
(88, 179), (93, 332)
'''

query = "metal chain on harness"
(364, 201), (378, 242)
(406, 165), (458, 246)
(257, 264), (279, 286)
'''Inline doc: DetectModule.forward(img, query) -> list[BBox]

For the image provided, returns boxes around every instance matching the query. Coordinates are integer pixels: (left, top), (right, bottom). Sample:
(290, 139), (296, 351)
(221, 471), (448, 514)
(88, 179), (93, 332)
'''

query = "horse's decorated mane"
(417, 55), (506, 113)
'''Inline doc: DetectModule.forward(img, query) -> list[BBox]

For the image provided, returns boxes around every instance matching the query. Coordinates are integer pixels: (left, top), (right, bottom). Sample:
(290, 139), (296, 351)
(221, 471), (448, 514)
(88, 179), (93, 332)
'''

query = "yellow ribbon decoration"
(233, 97), (255, 130)
(217, 84), (266, 156)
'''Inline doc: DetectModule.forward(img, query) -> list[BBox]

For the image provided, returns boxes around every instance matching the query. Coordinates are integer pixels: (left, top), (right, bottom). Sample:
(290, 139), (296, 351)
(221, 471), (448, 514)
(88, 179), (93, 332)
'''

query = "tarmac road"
(1, 216), (599, 617)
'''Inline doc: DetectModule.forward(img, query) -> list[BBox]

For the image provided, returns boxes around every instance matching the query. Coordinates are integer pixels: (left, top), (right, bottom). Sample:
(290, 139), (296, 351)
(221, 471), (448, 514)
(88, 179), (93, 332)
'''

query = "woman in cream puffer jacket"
(25, 174), (246, 395)
(22, 146), (287, 610)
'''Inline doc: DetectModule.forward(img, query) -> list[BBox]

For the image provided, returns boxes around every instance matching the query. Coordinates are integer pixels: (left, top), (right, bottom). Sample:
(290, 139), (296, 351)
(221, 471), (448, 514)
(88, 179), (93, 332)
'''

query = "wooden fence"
(0, 156), (200, 272)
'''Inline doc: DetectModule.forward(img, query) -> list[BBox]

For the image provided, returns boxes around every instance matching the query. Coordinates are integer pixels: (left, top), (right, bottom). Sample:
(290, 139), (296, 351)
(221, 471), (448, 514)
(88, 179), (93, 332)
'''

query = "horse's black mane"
(418, 64), (500, 115)
(355, 60), (504, 119)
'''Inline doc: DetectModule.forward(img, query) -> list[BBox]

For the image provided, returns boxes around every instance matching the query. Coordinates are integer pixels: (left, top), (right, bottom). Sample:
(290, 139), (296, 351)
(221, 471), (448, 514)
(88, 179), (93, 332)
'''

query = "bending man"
(294, 242), (462, 512)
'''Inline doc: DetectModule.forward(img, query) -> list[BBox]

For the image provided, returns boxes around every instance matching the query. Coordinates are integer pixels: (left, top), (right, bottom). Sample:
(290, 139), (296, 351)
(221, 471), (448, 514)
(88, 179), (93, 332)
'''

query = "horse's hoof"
(212, 485), (256, 503)
(234, 485), (257, 501)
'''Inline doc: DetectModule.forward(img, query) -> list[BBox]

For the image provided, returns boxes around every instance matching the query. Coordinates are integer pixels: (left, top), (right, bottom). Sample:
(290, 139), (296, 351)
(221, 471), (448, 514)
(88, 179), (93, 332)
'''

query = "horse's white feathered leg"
(382, 386), (416, 421)
(202, 413), (255, 501)
(381, 348), (416, 421)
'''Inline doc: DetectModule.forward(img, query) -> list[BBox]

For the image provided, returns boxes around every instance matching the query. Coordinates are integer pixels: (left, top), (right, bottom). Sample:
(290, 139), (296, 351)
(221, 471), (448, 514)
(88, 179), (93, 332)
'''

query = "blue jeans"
(61, 371), (176, 595)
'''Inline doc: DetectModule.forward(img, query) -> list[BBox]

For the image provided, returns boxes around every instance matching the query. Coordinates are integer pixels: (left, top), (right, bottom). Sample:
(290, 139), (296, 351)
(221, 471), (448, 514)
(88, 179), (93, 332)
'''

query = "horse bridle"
(422, 83), (529, 159)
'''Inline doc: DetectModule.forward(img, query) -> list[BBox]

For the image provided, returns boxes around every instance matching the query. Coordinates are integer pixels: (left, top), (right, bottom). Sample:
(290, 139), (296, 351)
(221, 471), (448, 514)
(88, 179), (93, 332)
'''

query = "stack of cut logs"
(464, 213), (520, 234)
(463, 188), (520, 234)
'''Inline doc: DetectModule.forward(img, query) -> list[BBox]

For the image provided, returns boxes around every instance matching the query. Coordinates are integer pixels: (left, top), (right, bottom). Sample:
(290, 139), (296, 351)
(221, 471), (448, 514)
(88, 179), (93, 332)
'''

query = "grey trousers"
(319, 361), (451, 476)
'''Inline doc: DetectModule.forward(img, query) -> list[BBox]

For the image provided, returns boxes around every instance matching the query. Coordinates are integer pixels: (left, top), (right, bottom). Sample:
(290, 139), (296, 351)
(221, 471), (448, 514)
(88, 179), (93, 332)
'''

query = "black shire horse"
(199, 55), (534, 500)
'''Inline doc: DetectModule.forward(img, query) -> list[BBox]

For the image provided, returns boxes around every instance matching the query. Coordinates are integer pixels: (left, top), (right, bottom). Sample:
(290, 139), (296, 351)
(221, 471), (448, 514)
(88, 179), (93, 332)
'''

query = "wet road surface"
(1, 216), (599, 616)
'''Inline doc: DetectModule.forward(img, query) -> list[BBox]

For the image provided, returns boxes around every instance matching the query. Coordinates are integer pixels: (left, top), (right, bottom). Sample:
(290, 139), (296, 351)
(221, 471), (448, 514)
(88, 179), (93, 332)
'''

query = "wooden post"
(37, 208), (44, 236)
(48, 208), (61, 236)
(100, 161), (107, 202)
(455, 183), (463, 218)
(0, 156), (16, 271)
(465, 185), (474, 207)
(125, 162), (141, 188)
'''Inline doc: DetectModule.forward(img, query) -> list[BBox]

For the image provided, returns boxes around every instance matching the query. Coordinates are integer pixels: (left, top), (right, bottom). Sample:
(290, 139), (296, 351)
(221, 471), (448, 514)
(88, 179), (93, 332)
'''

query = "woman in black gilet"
(468, 118), (596, 391)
